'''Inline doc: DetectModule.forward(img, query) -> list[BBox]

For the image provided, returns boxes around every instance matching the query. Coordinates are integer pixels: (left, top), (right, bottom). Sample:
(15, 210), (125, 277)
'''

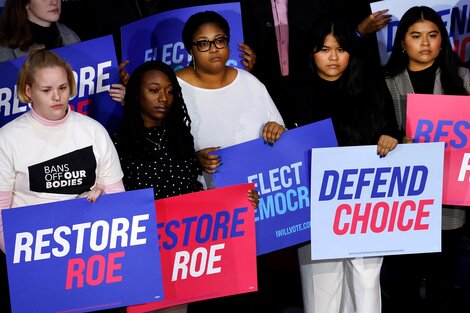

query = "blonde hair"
(17, 48), (76, 103)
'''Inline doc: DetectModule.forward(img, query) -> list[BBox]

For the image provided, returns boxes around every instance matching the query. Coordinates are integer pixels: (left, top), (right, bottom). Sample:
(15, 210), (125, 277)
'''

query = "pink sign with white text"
(407, 93), (470, 205)
(127, 184), (257, 312)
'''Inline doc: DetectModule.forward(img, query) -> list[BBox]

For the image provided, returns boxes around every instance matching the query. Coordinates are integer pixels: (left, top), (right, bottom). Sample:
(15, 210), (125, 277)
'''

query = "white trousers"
(298, 244), (382, 313)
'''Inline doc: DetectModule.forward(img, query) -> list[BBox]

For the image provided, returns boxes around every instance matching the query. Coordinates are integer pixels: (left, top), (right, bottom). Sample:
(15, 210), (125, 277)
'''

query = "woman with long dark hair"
(113, 60), (203, 201)
(113, 59), (260, 313)
(383, 6), (470, 312)
(291, 17), (399, 313)
(384, 6), (468, 141)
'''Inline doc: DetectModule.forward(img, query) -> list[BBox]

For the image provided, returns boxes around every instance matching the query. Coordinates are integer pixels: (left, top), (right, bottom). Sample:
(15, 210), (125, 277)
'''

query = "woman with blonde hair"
(0, 49), (125, 313)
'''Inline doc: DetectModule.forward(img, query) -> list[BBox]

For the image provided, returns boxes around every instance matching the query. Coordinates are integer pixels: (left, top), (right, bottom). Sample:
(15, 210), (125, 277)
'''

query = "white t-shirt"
(178, 68), (284, 151)
(0, 110), (123, 208)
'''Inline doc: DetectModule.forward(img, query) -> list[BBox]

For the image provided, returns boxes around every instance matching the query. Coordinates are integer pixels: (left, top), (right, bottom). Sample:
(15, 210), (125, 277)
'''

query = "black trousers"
(0, 251), (11, 313)
(382, 228), (463, 313)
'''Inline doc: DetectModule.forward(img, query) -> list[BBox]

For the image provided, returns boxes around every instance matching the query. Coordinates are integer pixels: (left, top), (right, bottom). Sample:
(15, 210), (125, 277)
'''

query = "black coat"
(288, 70), (400, 147)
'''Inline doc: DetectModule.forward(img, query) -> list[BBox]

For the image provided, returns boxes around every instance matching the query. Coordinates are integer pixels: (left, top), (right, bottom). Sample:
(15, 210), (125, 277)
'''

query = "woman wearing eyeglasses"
(176, 10), (285, 189)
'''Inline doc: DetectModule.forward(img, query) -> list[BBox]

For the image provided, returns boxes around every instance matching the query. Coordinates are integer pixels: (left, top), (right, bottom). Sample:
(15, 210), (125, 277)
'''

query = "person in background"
(291, 16), (399, 313)
(60, 0), (257, 75)
(0, 0), (79, 61)
(0, 0), (126, 102)
(382, 6), (470, 313)
(0, 48), (125, 313)
(59, 0), (391, 117)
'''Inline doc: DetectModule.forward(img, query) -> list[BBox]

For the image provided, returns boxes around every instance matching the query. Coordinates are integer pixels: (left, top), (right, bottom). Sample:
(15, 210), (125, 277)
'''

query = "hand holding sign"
(238, 42), (257, 72)
(213, 119), (338, 255)
(3, 189), (163, 313)
(357, 9), (392, 36)
(310, 143), (444, 260)
(377, 134), (398, 157)
(128, 184), (257, 313)
(197, 147), (221, 174)
(262, 121), (286, 144)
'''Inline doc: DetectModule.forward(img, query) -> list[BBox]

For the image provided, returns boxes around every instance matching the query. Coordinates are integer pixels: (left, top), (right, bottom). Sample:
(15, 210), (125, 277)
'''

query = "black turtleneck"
(289, 69), (400, 146)
(407, 61), (439, 94)
(29, 21), (62, 50)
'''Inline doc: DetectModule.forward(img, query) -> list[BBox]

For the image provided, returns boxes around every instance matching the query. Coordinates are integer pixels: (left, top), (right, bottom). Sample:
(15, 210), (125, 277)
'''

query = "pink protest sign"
(407, 93), (470, 205)
(128, 183), (257, 312)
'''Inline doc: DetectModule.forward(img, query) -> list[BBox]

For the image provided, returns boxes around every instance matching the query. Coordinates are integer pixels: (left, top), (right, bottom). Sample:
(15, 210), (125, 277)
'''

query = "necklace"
(144, 125), (166, 150)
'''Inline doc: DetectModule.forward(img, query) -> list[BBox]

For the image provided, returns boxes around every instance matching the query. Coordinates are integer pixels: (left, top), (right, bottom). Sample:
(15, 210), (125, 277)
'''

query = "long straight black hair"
(308, 16), (365, 97)
(308, 16), (396, 145)
(116, 60), (196, 160)
(384, 6), (467, 95)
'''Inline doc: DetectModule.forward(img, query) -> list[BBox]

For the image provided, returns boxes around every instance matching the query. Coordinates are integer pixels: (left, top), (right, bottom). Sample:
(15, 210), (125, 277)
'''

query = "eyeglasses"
(191, 36), (229, 52)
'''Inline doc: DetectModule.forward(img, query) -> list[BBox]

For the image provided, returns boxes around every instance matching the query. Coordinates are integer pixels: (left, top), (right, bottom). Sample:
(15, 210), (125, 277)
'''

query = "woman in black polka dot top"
(113, 61), (203, 199)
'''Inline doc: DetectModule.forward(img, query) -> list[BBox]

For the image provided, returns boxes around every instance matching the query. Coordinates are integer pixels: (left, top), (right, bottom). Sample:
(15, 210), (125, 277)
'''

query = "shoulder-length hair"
(384, 6), (467, 95)
(17, 48), (77, 103)
(0, 0), (33, 50)
(307, 16), (394, 145)
(118, 60), (196, 160)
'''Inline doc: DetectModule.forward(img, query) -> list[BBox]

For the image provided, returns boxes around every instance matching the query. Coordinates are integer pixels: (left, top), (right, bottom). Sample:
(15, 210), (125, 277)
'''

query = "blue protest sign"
(3, 188), (163, 313)
(0, 57), (27, 127)
(310, 143), (444, 260)
(213, 119), (338, 255)
(0, 35), (123, 133)
(120, 2), (244, 74)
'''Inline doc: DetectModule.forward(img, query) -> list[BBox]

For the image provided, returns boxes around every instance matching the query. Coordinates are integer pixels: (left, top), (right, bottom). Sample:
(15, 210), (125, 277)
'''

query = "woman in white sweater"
(176, 10), (285, 188)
